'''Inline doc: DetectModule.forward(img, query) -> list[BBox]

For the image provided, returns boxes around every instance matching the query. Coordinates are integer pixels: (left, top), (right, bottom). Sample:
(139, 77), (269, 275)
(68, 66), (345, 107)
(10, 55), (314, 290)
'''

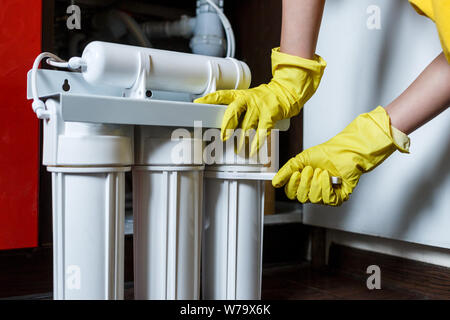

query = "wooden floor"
(260, 263), (424, 300)
(1, 236), (447, 300)
(0, 262), (433, 300)
(121, 263), (423, 300)
(2, 242), (448, 300)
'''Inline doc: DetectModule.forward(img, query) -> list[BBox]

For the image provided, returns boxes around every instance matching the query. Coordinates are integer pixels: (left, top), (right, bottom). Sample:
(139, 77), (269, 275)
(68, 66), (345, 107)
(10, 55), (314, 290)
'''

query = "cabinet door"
(0, 0), (41, 249)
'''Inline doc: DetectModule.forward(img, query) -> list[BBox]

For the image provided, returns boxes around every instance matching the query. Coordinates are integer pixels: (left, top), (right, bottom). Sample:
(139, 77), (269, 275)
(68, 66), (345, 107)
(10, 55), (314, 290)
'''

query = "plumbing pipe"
(191, 0), (226, 57)
(141, 15), (196, 39)
(139, 0), (235, 58)
(112, 10), (151, 47)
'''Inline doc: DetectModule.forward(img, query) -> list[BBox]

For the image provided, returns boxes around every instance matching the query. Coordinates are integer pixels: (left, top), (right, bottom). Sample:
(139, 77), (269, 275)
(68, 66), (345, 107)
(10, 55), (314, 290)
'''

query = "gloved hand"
(194, 48), (326, 155)
(272, 106), (410, 206)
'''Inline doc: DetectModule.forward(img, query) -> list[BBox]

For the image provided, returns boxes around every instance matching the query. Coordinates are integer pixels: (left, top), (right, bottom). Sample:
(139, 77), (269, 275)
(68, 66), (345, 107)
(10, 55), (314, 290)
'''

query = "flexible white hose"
(204, 0), (235, 58)
(47, 59), (70, 68)
(31, 53), (67, 119)
(31, 53), (86, 119)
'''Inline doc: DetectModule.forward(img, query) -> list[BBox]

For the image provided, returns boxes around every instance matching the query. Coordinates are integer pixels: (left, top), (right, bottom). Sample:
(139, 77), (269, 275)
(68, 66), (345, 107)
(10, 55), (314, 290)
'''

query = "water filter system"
(28, 39), (290, 300)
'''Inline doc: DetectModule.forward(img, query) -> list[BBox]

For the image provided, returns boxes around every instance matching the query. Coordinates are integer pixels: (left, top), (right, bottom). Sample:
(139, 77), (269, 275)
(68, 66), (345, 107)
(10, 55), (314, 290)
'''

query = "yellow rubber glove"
(272, 106), (410, 206)
(194, 48), (326, 155)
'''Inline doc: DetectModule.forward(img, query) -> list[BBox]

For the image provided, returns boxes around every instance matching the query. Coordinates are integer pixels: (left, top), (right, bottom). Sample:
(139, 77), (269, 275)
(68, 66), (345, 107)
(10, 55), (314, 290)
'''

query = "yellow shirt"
(409, 0), (450, 63)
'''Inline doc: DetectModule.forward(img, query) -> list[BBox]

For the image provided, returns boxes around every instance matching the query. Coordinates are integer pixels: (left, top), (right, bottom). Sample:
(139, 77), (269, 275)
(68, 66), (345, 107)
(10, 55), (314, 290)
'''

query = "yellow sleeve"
(409, 0), (450, 63)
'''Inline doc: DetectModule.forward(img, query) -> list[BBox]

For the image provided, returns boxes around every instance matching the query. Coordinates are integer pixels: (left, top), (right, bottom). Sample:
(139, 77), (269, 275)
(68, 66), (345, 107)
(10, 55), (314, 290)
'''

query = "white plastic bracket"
(226, 57), (243, 90)
(195, 59), (220, 99)
(125, 52), (151, 99)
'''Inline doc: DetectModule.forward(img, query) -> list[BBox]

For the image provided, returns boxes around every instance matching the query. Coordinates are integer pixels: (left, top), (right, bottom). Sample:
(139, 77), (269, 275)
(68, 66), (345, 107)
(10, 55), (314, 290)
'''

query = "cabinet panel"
(0, 0), (41, 249)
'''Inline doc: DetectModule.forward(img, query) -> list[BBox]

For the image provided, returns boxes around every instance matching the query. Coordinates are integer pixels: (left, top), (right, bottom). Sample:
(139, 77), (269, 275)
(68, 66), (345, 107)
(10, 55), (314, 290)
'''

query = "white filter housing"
(202, 131), (279, 300)
(133, 126), (204, 300)
(133, 167), (203, 299)
(41, 98), (133, 300)
(81, 41), (251, 94)
(203, 174), (265, 299)
(42, 99), (134, 166)
(51, 167), (128, 300)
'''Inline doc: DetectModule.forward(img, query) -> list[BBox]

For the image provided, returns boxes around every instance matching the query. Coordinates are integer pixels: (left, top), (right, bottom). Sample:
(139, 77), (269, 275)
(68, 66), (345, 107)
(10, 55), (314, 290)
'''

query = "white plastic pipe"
(191, 0), (226, 57)
(142, 15), (196, 39)
(80, 41), (250, 94)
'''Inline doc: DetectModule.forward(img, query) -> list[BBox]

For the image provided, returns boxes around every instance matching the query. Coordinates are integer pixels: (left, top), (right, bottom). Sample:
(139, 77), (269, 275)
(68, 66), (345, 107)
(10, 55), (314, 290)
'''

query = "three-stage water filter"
(29, 41), (281, 300)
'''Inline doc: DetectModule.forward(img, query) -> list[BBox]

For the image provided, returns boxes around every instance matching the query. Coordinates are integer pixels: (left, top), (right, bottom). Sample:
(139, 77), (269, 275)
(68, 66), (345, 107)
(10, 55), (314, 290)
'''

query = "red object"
(0, 1), (42, 249)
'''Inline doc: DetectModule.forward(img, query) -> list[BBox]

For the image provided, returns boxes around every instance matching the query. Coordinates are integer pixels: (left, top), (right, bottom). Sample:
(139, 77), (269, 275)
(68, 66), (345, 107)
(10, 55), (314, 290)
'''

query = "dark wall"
(226, 0), (303, 201)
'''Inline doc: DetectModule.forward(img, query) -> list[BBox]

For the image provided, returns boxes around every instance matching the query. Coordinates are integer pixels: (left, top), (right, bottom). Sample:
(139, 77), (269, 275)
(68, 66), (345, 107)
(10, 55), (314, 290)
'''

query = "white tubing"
(46, 60), (69, 68)
(31, 52), (66, 119)
(204, 0), (235, 58)
(31, 53), (87, 119)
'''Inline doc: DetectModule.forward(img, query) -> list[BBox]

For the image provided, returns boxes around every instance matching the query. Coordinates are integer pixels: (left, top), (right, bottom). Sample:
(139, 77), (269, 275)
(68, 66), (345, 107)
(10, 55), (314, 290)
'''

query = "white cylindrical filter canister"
(202, 130), (279, 300)
(203, 173), (265, 300)
(42, 99), (134, 167)
(133, 166), (203, 299)
(50, 166), (129, 300)
(133, 126), (204, 300)
(41, 99), (133, 300)
(80, 41), (251, 94)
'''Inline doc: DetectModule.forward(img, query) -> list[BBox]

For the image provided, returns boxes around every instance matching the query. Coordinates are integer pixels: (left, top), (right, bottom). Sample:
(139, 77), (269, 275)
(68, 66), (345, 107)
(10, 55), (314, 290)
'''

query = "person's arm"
(386, 52), (450, 134)
(281, 0), (325, 59)
(196, 0), (327, 154)
(272, 53), (450, 206)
